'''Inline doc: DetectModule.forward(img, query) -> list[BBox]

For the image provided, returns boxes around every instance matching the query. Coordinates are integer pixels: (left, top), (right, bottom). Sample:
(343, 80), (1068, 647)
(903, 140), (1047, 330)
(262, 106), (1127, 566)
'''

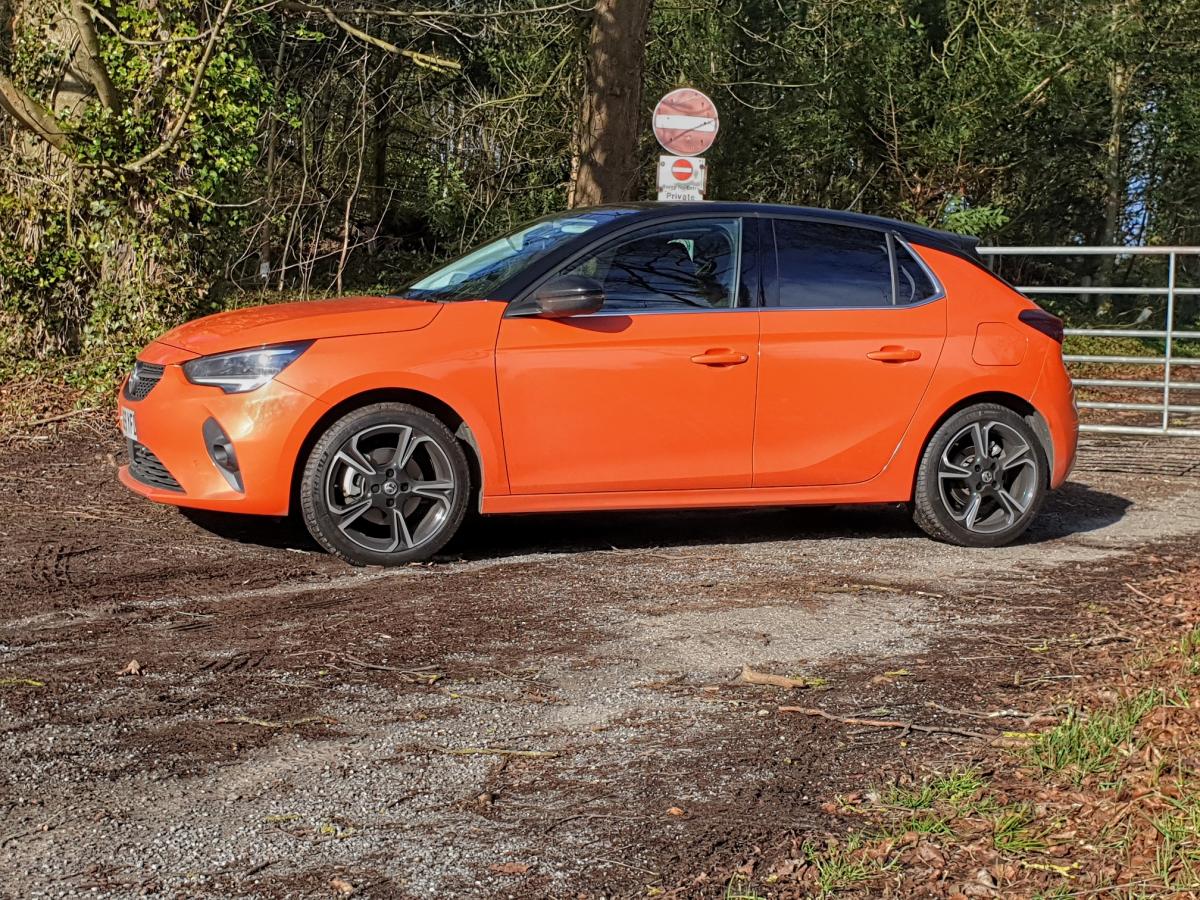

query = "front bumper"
(116, 343), (329, 515)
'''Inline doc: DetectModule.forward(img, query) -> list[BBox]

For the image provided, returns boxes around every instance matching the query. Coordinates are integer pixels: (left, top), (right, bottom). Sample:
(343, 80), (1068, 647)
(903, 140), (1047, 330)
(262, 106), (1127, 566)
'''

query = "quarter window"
(560, 218), (743, 311)
(770, 220), (893, 308)
(894, 240), (939, 305)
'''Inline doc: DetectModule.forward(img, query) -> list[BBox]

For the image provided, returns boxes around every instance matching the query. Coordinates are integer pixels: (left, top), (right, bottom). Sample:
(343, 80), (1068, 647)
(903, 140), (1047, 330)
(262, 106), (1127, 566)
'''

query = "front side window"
(770, 220), (893, 308)
(402, 208), (636, 301)
(560, 218), (743, 312)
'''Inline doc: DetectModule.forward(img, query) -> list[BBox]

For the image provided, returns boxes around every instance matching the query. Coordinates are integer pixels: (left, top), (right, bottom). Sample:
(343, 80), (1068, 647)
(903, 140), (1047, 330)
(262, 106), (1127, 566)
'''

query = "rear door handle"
(867, 346), (922, 363)
(690, 349), (749, 366)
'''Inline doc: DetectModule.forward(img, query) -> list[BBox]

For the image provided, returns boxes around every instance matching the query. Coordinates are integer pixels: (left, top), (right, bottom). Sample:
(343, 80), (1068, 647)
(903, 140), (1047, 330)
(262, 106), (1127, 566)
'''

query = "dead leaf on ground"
(667, 806), (686, 817)
(489, 862), (530, 875)
(329, 877), (355, 896)
(119, 659), (143, 677)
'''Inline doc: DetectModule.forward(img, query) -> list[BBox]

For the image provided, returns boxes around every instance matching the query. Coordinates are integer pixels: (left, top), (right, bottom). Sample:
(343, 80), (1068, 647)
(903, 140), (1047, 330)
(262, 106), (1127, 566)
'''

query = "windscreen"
(402, 209), (637, 301)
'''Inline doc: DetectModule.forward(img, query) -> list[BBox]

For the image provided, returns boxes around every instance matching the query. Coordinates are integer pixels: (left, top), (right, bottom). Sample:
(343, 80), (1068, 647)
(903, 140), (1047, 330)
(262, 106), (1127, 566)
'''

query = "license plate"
(120, 407), (137, 442)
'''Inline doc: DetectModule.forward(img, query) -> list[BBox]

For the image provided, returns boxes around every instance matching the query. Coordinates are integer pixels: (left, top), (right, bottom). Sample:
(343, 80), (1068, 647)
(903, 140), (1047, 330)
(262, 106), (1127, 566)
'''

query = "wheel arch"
(288, 387), (484, 515)
(910, 391), (1053, 499)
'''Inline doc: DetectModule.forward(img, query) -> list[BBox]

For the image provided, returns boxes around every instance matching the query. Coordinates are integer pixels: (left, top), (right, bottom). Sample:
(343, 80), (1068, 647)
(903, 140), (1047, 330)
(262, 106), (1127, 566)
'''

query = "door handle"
(867, 346), (922, 363)
(690, 349), (749, 366)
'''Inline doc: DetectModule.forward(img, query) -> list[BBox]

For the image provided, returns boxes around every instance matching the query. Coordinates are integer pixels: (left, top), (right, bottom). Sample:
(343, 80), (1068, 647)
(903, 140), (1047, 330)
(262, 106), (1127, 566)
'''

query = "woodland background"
(1, 0), (1198, 390)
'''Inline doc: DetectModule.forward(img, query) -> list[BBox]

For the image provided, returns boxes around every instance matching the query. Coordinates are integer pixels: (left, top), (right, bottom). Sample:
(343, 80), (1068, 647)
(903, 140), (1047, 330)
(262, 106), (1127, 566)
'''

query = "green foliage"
(0, 0), (271, 389)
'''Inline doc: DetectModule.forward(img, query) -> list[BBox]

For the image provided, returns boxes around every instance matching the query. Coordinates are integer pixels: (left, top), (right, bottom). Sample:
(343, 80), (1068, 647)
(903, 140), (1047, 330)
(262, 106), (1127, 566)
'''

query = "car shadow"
(177, 480), (1132, 561)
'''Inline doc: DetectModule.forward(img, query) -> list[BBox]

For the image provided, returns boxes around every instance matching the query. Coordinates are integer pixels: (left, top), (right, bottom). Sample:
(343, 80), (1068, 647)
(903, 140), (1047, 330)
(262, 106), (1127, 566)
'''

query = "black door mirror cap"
(533, 275), (606, 318)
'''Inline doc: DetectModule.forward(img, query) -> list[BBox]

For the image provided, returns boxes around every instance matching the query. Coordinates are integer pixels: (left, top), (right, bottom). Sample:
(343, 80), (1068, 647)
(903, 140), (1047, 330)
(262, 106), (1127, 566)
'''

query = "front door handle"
(690, 349), (749, 366)
(867, 346), (922, 363)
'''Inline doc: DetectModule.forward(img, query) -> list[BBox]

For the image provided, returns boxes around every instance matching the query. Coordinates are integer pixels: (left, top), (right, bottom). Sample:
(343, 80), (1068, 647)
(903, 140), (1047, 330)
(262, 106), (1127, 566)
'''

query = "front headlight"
(182, 341), (313, 393)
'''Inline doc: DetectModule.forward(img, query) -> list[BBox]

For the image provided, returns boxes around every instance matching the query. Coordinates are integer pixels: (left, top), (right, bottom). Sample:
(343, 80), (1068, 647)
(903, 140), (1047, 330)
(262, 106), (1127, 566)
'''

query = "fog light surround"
(202, 417), (244, 492)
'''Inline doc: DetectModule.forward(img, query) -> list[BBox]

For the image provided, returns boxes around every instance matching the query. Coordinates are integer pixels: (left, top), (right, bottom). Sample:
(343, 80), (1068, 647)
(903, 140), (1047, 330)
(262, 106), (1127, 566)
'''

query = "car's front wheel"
(912, 403), (1047, 547)
(300, 403), (470, 565)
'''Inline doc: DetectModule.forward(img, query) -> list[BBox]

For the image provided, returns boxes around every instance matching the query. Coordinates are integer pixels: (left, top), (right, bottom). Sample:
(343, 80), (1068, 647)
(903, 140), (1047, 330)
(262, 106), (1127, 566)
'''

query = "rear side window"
(894, 240), (939, 305)
(770, 220), (892, 308)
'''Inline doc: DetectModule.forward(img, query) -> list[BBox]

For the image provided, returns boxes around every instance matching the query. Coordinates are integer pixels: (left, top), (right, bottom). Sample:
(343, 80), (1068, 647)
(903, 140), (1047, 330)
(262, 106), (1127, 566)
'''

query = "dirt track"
(1, 426), (1198, 898)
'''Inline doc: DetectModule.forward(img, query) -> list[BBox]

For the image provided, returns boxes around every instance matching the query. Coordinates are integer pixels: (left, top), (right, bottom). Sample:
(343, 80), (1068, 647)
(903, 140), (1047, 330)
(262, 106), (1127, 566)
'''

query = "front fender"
(275, 302), (510, 499)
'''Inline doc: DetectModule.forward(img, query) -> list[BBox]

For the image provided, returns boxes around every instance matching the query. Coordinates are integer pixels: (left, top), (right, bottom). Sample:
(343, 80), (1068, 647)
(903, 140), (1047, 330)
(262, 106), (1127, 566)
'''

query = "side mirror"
(532, 275), (605, 318)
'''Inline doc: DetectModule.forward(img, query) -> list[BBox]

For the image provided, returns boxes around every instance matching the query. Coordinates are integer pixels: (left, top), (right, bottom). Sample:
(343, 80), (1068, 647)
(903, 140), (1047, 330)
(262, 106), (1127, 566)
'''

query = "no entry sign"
(671, 158), (694, 181)
(652, 88), (719, 157)
(657, 155), (706, 202)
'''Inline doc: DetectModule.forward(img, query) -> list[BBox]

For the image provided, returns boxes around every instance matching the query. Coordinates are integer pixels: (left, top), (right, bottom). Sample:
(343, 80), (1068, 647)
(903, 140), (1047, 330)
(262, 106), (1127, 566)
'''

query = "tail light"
(1018, 308), (1064, 344)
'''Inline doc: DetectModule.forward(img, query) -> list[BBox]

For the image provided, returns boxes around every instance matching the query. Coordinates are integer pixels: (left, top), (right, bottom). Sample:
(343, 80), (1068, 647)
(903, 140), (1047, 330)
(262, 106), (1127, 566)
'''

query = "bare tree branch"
(290, 4), (461, 71)
(0, 74), (74, 152)
(69, 0), (122, 112)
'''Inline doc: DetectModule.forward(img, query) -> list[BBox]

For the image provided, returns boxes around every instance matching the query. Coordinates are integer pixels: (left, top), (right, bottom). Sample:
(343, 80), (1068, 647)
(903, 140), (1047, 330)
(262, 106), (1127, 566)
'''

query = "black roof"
(587, 201), (981, 262)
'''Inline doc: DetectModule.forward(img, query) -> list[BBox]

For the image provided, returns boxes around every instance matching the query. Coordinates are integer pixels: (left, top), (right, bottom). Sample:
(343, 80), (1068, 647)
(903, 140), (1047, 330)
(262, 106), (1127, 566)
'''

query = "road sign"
(653, 88), (719, 157)
(657, 155), (706, 202)
(670, 158), (694, 181)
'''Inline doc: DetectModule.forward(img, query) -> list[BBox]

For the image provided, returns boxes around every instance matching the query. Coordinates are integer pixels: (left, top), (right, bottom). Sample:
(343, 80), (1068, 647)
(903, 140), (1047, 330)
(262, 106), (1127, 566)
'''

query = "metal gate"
(977, 246), (1200, 437)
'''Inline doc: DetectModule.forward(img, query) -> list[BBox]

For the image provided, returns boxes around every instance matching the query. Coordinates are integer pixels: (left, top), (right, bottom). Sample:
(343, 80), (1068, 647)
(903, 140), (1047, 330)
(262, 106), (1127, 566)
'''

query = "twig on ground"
(214, 715), (336, 729)
(342, 655), (442, 682)
(591, 856), (660, 876)
(924, 701), (1030, 720)
(438, 746), (558, 758)
(778, 706), (991, 740)
(27, 407), (100, 427)
(1125, 582), (1157, 602)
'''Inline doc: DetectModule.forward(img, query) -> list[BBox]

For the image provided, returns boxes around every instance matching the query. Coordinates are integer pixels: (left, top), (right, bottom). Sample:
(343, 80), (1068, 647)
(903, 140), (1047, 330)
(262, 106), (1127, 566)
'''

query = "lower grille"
(128, 440), (183, 492)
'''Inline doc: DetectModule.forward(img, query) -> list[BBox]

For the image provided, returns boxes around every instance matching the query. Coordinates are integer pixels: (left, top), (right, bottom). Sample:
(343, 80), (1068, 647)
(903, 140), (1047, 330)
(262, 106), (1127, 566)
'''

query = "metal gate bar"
(977, 246), (1200, 437)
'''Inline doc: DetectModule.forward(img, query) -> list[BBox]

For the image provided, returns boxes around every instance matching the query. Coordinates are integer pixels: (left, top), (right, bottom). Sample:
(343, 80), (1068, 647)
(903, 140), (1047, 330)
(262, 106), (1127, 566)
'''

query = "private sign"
(657, 155), (706, 202)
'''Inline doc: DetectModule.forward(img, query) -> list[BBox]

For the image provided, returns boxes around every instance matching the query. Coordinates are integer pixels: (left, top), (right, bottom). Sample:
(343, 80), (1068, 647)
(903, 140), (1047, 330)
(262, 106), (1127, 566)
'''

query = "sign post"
(652, 88), (718, 202)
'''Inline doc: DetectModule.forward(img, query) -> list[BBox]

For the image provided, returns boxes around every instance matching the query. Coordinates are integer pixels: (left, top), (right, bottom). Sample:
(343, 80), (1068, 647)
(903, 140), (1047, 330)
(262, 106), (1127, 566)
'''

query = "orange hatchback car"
(118, 203), (1078, 565)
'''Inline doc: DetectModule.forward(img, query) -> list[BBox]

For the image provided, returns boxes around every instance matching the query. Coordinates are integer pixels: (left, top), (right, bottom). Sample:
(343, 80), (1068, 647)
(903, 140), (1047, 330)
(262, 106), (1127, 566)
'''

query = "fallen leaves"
(119, 659), (142, 677)
(329, 876), (354, 896)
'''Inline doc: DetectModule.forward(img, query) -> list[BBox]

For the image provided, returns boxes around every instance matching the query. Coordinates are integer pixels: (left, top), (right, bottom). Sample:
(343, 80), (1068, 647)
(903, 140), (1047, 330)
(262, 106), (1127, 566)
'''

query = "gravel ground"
(0, 429), (1198, 898)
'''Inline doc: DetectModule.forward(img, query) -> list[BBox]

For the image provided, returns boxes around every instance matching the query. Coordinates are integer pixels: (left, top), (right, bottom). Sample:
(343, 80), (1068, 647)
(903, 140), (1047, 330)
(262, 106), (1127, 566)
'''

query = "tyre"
(300, 403), (470, 565)
(912, 403), (1047, 548)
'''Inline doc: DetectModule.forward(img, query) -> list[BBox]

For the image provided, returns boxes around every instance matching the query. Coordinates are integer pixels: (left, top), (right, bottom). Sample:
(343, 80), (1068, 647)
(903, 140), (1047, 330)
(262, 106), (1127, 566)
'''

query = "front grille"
(128, 440), (183, 492)
(124, 362), (164, 401)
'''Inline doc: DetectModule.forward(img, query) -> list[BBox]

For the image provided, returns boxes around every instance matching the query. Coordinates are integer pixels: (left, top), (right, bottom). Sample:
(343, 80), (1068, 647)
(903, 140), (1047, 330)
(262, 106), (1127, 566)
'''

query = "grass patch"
(1028, 689), (1163, 783)
(801, 839), (884, 895)
(1151, 785), (1200, 891)
(1179, 626), (1200, 674)
(723, 874), (767, 900)
(883, 769), (989, 814)
(991, 804), (1049, 855)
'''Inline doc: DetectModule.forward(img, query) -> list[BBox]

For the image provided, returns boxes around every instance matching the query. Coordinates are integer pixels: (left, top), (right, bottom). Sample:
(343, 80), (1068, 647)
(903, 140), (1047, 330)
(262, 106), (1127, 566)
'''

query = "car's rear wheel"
(300, 403), (470, 565)
(912, 403), (1047, 547)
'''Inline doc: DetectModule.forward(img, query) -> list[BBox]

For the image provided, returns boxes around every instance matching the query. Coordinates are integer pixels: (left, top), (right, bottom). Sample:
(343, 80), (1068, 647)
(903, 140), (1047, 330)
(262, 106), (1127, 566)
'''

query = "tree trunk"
(570, 0), (653, 207)
(1100, 62), (1128, 250)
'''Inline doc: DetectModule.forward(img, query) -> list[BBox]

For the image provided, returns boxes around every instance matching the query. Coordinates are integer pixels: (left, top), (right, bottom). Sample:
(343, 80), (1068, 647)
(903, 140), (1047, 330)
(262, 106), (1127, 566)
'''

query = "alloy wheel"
(323, 423), (456, 553)
(936, 419), (1038, 535)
